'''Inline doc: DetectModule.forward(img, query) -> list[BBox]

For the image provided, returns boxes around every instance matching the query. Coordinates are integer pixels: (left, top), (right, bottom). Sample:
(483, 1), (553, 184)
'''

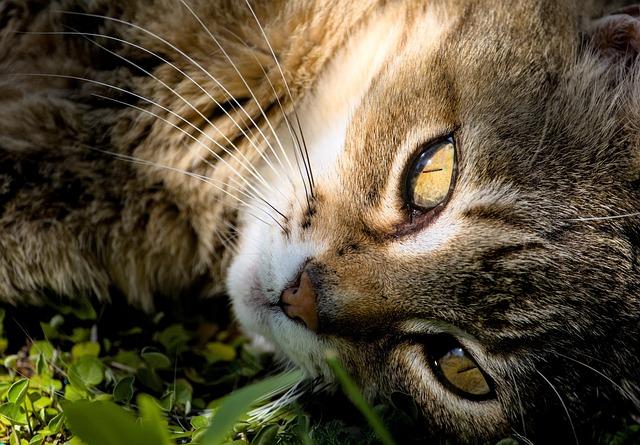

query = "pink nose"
(280, 270), (319, 332)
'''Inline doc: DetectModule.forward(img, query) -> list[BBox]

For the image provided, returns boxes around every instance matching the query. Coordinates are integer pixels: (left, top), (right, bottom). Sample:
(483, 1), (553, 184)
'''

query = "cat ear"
(589, 6), (640, 59)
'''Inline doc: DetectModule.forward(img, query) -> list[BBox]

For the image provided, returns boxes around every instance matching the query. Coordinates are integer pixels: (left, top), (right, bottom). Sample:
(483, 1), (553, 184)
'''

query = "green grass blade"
(200, 370), (304, 445)
(325, 351), (396, 445)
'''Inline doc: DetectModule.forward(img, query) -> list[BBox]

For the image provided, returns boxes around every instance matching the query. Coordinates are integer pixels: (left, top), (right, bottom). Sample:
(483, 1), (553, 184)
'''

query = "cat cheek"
(588, 7), (640, 59)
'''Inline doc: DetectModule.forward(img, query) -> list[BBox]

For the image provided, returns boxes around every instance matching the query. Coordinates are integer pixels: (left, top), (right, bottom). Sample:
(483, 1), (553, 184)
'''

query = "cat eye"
(426, 335), (494, 400)
(405, 137), (456, 211)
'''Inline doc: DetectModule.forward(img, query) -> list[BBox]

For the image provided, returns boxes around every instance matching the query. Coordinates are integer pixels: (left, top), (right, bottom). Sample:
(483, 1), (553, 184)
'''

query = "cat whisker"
(57, 10), (291, 198)
(22, 29), (277, 196)
(84, 130), (285, 230)
(217, 25), (308, 213)
(506, 367), (527, 438)
(552, 351), (638, 405)
(8, 72), (286, 221)
(243, 0), (316, 204)
(178, 0), (296, 182)
(566, 212), (640, 222)
(89, 93), (286, 221)
(535, 369), (579, 445)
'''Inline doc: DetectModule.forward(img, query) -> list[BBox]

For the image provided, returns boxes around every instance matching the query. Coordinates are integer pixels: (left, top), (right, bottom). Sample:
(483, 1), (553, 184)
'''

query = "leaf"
(137, 394), (173, 445)
(0, 402), (28, 424)
(28, 434), (44, 445)
(173, 379), (193, 413)
(33, 396), (52, 411)
(64, 385), (87, 402)
(69, 357), (104, 387)
(200, 370), (303, 445)
(29, 341), (55, 361)
(326, 351), (396, 445)
(0, 338), (7, 354)
(63, 400), (168, 445)
(203, 343), (237, 363)
(251, 425), (279, 445)
(155, 324), (191, 353)
(71, 342), (101, 360)
(3, 354), (18, 370)
(141, 350), (171, 370)
(113, 376), (135, 404)
(47, 412), (65, 434)
(8, 379), (29, 404)
(10, 431), (20, 445)
(137, 368), (163, 393)
(190, 415), (210, 429)
(68, 298), (97, 321)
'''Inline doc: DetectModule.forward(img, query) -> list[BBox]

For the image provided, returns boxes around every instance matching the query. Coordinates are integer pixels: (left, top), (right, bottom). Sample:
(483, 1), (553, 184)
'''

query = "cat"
(1, 0), (640, 442)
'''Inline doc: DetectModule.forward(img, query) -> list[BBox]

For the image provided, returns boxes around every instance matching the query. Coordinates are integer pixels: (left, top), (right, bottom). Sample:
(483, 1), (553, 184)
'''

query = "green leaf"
(326, 351), (396, 445)
(251, 424), (279, 445)
(155, 324), (191, 353)
(69, 357), (104, 387)
(113, 376), (135, 403)
(0, 402), (28, 424)
(137, 368), (163, 393)
(190, 415), (210, 429)
(7, 379), (29, 405)
(141, 350), (171, 370)
(203, 343), (237, 363)
(28, 434), (44, 445)
(173, 379), (193, 413)
(71, 342), (101, 360)
(47, 412), (65, 434)
(3, 354), (18, 370)
(9, 431), (20, 445)
(29, 341), (55, 361)
(63, 400), (168, 445)
(64, 385), (87, 402)
(200, 370), (303, 445)
(68, 298), (97, 321)
(137, 394), (172, 445)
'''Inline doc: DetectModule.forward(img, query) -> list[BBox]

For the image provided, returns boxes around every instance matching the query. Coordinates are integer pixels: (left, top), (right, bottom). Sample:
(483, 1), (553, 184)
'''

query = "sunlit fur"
(2, 0), (640, 442)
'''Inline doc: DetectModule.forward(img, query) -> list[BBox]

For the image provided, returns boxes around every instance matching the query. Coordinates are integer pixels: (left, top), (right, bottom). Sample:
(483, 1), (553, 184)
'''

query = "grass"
(0, 296), (638, 445)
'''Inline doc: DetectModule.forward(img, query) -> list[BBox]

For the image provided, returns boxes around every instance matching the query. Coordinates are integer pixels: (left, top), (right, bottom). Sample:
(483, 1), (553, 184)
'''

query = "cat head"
(227, 1), (640, 441)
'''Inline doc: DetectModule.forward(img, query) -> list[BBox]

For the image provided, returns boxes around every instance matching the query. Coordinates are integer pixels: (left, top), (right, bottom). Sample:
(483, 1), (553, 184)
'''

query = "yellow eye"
(406, 138), (456, 211)
(435, 347), (492, 398)
(426, 334), (494, 400)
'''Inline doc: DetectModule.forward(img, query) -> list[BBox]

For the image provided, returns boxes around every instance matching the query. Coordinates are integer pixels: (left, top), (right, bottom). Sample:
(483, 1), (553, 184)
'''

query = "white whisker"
(86, 95), (285, 227)
(567, 212), (640, 222)
(178, 0), (295, 181)
(243, 0), (315, 202)
(56, 11), (290, 196)
(89, 143), (284, 230)
(536, 369), (578, 445)
(8, 72), (286, 221)
(553, 351), (638, 405)
(23, 29), (275, 194)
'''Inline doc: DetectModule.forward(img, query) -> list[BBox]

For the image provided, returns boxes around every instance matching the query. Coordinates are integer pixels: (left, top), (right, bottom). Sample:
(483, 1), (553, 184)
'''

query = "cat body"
(1, 0), (640, 442)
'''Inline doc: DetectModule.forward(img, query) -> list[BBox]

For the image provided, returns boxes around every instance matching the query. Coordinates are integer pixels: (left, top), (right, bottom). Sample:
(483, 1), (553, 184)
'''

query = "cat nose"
(279, 270), (319, 332)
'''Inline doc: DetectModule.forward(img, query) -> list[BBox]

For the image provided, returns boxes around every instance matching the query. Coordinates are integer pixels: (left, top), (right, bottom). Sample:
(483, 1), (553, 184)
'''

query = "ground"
(0, 296), (638, 445)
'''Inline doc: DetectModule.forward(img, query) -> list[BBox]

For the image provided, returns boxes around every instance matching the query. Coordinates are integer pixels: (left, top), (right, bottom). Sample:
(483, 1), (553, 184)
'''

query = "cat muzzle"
(279, 270), (319, 332)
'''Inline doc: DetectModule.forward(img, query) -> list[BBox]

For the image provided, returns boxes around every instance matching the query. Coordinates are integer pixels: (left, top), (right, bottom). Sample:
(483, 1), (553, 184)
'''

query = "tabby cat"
(1, 0), (640, 442)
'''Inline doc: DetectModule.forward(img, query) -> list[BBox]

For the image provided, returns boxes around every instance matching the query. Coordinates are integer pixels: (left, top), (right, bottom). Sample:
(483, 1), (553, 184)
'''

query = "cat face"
(228, 1), (640, 441)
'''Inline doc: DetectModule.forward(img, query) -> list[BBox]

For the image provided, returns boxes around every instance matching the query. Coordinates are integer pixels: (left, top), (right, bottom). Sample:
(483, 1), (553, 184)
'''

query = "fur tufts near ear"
(589, 6), (640, 59)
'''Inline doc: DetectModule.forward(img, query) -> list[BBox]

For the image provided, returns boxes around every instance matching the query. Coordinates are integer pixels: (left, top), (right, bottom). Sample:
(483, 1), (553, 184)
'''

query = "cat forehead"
(335, 0), (578, 191)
